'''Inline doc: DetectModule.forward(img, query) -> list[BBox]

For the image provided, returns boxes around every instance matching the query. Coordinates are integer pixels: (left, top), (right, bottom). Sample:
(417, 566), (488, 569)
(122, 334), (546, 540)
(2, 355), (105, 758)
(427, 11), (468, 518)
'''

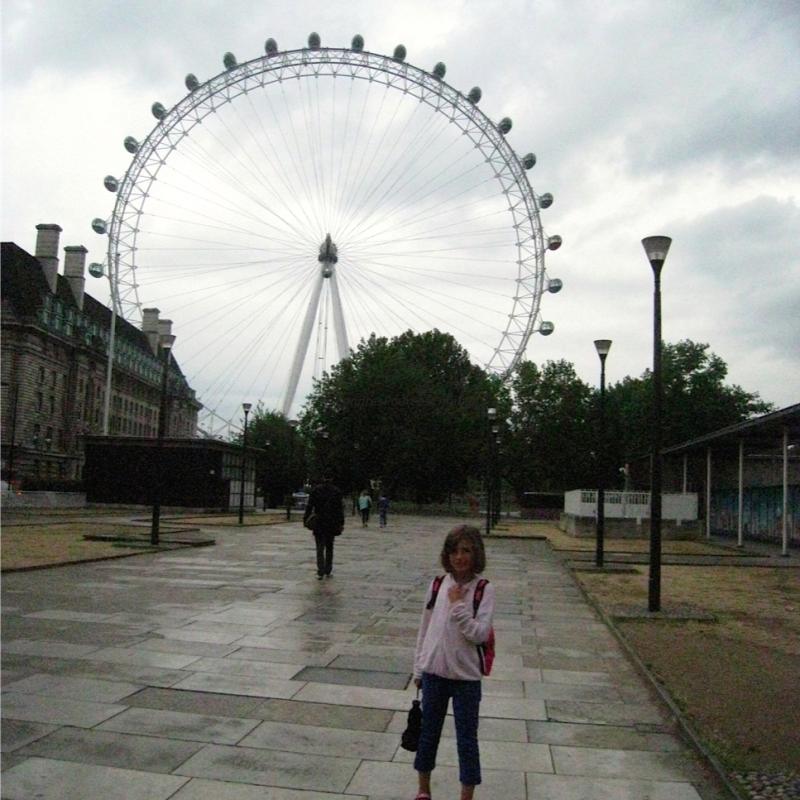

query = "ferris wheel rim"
(105, 43), (557, 398)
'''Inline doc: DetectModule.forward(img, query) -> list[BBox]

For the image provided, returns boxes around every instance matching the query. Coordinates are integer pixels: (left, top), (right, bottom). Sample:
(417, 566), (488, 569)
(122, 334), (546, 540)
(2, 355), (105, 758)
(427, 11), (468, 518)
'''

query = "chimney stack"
(63, 245), (88, 310)
(35, 223), (62, 294)
(142, 308), (161, 355)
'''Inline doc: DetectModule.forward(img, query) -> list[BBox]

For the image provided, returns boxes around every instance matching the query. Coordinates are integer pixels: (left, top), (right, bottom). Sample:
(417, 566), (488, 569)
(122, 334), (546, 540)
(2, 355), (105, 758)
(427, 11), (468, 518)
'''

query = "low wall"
(560, 513), (701, 539)
(1, 491), (86, 509)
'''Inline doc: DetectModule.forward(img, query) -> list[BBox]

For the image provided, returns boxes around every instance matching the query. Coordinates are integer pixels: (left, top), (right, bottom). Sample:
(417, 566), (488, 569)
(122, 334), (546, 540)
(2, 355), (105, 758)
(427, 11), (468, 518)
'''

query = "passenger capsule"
(540, 321), (555, 336)
(547, 235), (563, 251)
(223, 52), (237, 70)
(185, 73), (199, 91)
(467, 87), (482, 104)
(393, 44), (406, 61)
(352, 34), (364, 51)
(308, 32), (321, 49)
(498, 117), (512, 134)
(103, 176), (119, 193)
(124, 136), (139, 154)
(539, 192), (553, 209)
(547, 278), (563, 294)
(265, 38), (278, 55)
(151, 102), (166, 120)
(88, 262), (104, 278)
(91, 218), (107, 235)
(433, 62), (446, 79)
(522, 153), (536, 169)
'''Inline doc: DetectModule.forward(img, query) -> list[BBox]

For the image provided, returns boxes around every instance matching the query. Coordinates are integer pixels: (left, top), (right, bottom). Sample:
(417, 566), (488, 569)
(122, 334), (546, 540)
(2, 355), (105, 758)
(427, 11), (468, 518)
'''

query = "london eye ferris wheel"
(94, 33), (563, 435)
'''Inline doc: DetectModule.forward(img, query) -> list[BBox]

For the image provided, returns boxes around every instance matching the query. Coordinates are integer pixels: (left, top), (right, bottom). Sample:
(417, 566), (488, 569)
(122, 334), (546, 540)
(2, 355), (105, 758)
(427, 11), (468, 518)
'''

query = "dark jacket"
(304, 481), (344, 535)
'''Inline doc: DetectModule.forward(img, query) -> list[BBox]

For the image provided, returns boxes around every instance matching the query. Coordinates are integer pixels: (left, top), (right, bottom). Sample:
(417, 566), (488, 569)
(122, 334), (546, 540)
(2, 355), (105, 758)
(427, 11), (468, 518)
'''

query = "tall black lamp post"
(486, 407), (496, 536)
(151, 333), (176, 546)
(238, 402), (252, 525)
(642, 235), (671, 612)
(593, 339), (612, 567)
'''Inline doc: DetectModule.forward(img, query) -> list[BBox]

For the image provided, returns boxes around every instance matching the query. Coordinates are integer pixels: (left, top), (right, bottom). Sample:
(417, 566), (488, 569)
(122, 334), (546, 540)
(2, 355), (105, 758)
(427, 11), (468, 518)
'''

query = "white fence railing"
(564, 490), (698, 523)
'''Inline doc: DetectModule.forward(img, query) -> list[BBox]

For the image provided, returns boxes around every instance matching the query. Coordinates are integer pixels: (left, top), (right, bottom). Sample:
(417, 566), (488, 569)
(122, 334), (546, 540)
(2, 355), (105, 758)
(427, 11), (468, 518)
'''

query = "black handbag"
(303, 511), (317, 530)
(400, 689), (422, 751)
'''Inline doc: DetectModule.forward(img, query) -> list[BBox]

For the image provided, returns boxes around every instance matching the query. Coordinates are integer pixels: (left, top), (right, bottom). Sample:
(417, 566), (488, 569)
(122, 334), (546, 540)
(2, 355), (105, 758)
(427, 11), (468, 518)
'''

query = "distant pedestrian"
(412, 524), (495, 800)
(378, 494), (389, 527)
(358, 489), (372, 527)
(304, 475), (344, 579)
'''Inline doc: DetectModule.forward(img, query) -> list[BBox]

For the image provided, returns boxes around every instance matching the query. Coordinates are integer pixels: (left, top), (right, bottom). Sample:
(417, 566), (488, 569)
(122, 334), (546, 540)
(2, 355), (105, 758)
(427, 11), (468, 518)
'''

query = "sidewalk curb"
(561, 550), (747, 800)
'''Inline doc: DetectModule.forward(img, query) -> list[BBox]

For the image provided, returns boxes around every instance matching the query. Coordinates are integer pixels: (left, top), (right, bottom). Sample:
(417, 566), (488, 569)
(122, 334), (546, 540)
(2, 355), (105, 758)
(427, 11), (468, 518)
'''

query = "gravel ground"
(734, 772), (800, 799)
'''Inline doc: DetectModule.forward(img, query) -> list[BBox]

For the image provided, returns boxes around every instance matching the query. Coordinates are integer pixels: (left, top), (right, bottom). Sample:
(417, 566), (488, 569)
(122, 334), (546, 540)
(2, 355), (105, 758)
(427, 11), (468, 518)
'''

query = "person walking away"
(304, 475), (344, 579)
(358, 489), (372, 527)
(378, 494), (389, 527)
(412, 524), (495, 800)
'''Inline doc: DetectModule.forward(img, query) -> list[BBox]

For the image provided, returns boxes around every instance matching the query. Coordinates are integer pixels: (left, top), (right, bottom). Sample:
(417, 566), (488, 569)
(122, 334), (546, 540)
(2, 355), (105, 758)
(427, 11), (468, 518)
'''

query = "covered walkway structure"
(661, 404), (800, 554)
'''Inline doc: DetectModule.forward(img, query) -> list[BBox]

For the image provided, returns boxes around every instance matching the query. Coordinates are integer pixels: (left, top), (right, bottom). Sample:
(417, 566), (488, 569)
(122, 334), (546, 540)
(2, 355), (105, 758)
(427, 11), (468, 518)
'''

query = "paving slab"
(0, 719), (58, 752)
(15, 725), (203, 772)
(250, 698), (394, 731)
(0, 756), (190, 799)
(174, 743), (360, 792)
(122, 687), (264, 716)
(2, 673), (141, 703)
(526, 719), (683, 751)
(525, 772), (704, 799)
(97, 707), (261, 744)
(170, 778), (363, 799)
(292, 665), (410, 690)
(1, 693), (126, 727)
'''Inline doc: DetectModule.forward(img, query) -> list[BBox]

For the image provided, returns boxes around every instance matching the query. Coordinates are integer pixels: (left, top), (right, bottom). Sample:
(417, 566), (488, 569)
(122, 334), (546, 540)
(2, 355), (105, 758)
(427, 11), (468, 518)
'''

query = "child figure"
(378, 494), (389, 527)
(412, 524), (495, 800)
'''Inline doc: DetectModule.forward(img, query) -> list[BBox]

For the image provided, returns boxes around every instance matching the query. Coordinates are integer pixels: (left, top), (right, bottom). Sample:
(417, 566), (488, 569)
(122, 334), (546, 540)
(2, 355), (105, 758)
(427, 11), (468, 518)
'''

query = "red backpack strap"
(472, 578), (489, 617)
(426, 575), (445, 610)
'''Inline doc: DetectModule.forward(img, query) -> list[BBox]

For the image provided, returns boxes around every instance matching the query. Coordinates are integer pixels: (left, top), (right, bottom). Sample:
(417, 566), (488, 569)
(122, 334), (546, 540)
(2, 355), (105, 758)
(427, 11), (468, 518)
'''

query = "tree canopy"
(300, 330), (505, 502)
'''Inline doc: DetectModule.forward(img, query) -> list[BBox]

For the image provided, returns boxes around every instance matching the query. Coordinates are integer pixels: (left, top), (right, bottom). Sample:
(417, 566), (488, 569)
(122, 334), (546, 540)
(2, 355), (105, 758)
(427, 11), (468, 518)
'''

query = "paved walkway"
(1, 515), (729, 799)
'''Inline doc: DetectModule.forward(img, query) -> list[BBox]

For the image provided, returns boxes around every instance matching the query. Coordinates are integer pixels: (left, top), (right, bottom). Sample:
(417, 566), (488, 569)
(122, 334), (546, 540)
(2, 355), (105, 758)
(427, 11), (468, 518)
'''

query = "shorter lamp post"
(486, 408), (497, 536)
(593, 339), (612, 567)
(491, 425), (501, 526)
(642, 235), (671, 612)
(151, 333), (176, 546)
(287, 418), (298, 520)
(238, 402), (252, 525)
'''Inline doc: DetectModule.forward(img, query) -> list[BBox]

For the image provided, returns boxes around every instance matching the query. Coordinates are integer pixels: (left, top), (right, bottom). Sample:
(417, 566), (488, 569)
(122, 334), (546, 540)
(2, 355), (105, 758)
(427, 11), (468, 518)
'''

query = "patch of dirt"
(575, 565), (800, 774)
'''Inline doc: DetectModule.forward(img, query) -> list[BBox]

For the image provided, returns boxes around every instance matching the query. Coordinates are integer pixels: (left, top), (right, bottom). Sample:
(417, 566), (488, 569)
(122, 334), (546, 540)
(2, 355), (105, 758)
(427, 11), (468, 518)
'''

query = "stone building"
(1, 224), (201, 486)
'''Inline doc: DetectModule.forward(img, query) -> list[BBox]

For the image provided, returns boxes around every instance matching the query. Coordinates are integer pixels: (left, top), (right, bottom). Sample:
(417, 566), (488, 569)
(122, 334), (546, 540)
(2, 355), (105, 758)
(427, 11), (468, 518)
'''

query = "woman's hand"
(414, 678), (422, 689)
(447, 583), (466, 603)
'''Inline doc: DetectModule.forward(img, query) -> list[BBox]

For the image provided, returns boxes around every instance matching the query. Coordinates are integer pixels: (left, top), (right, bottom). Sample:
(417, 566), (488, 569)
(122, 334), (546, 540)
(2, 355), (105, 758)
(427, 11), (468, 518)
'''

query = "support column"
(706, 447), (712, 539)
(737, 439), (744, 548)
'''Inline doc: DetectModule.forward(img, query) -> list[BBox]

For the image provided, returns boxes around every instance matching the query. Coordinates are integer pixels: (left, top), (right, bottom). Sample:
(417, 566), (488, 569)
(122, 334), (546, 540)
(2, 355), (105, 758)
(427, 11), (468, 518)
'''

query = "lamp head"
(487, 407), (497, 420)
(642, 236), (672, 272)
(594, 339), (612, 358)
(242, 402), (252, 414)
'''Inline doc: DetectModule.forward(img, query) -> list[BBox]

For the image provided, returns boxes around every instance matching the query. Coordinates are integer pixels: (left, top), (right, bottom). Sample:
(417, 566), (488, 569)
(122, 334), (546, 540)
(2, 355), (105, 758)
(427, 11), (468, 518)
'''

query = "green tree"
(506, 359), (594, 495)
(242, 407), (306, 508)
(301, 330), (505, 503)
(605, 340), (773, 479)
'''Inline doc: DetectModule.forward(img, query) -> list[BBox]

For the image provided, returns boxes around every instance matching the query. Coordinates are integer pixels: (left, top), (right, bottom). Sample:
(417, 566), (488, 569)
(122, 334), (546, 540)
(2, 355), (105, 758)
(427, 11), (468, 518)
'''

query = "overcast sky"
(3, 0), (799, 424)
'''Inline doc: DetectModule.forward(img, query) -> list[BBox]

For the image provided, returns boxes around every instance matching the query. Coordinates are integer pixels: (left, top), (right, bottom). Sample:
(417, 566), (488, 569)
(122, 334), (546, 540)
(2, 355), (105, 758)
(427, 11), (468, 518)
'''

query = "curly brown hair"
(439, 524), (486, 575)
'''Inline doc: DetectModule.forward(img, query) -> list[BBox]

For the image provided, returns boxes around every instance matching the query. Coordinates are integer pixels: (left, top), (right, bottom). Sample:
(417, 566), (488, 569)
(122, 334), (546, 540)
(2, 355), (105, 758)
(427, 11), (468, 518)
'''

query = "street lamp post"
(151, 333), (176, 546)
(642, 235), (671, 612)
(593, 339), (612, 567)
(238, 402), (252, 525)
(491, 425), (500, 527)
(486, 407), (497, 536)
(287, 418), (298, 520)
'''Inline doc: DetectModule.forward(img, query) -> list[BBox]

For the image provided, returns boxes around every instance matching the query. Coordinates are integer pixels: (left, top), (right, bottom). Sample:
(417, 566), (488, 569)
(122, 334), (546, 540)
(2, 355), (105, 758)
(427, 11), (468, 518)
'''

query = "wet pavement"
(1, 514), (731, 799)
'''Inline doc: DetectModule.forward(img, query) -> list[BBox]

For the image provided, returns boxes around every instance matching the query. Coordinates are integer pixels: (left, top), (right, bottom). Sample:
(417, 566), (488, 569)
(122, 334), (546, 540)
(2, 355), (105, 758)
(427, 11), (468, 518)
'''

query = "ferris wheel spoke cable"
(296, 79), (326, 227)
(345, 254), (507, 335)
(187, 263), (316, 398)
(333, 86), (413, 233)
(207, 113), (318, 241)
(335, 118), (459, 243)
(335, 106), (460, 242)
(333, 82), (393, 232)
(341, 156), (488, 246)
(276, 83), (328, 235)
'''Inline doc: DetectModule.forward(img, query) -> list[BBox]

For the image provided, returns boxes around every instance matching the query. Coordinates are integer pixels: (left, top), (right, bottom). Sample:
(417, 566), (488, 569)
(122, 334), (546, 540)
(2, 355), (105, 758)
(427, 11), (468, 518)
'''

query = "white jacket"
(413, 573), (495, 682)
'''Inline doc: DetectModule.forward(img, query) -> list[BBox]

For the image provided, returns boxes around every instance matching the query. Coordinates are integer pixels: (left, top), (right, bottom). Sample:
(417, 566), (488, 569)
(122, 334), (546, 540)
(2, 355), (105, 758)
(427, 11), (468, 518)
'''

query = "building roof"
(662, 403), (800, 456)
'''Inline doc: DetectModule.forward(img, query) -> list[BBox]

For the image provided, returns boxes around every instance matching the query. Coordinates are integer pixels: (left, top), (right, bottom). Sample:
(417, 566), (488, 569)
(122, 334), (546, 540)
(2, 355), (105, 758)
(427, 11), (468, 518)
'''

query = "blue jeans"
(414, 672), (482, 786)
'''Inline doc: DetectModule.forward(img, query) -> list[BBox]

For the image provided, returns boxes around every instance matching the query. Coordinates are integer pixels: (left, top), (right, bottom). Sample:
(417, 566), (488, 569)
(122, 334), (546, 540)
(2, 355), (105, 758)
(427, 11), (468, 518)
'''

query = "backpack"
(426, 575), (495, 676)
